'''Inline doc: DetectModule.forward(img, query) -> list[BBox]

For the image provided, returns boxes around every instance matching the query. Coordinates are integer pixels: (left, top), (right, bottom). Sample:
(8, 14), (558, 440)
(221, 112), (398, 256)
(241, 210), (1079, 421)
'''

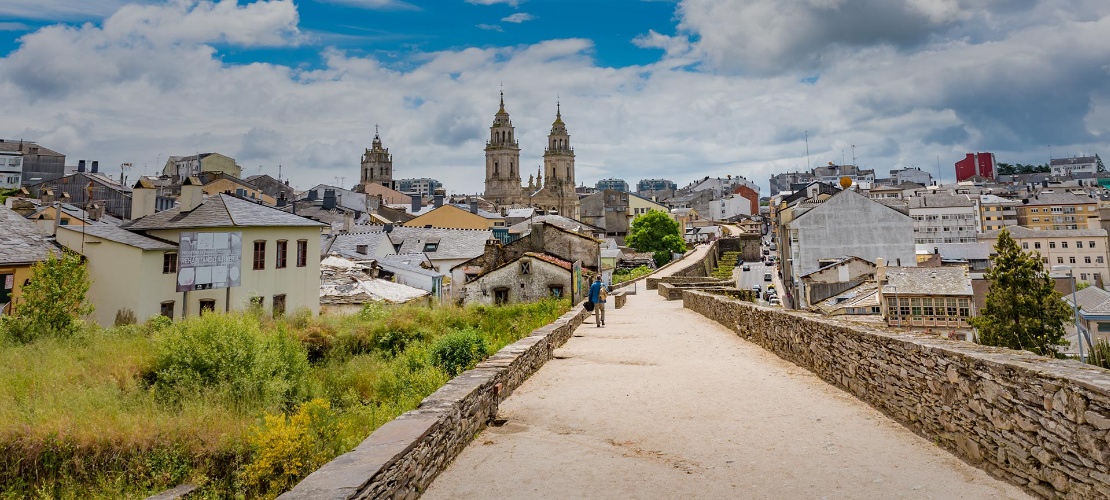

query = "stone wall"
(279, 305), (590, 500)
(683, 290), (1110, 499)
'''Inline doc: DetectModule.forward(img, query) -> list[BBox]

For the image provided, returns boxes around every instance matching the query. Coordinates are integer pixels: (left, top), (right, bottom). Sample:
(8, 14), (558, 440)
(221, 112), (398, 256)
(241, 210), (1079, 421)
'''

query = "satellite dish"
(839, 176), (853, 189)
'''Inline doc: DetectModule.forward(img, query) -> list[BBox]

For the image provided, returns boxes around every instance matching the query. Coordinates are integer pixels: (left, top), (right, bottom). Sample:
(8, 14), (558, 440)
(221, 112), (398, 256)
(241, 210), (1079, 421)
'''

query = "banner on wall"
(176, 232), (243, 292)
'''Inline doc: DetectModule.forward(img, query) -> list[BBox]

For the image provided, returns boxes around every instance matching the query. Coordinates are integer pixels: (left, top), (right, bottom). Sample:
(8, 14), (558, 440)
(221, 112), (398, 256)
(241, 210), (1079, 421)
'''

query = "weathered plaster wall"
(280, 305), (589, 500)
(683, 290), (1110, 499)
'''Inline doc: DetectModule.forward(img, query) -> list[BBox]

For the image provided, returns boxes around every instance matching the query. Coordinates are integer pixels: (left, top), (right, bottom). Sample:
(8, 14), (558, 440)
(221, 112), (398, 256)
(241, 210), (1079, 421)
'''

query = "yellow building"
(628, 193), (669, 221)
(977, 194), (1018, 232)
(0, 205), (59, 316)
(405, 204), (504, 230)
(1014, 191), (1099, 230)
(202, 175), (276, 205)
(162, 152), (241, 182)
(56, 187), (325, 326)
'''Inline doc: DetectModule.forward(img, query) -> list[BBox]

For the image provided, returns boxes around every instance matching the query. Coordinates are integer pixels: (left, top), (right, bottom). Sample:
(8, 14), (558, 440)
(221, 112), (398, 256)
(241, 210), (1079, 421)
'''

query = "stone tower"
(543, 101), (577, 215)
(483, 91), (523, 204)
(360, 126), (392, 190)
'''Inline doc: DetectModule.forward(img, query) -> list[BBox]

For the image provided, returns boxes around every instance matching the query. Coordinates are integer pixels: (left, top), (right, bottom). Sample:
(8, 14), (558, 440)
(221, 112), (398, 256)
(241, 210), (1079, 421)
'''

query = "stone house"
(878, 263), (975, 337)
(458, 252), (574, 305)
(450, 222), (600, 290)
(799, 256), (876, 306)
(579, 189), (630, 240)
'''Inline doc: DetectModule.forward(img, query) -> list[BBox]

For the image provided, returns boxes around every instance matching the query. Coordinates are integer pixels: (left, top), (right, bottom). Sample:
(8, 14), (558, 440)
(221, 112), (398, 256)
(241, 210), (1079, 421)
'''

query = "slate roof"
(1063, 286), (1110, 316)
(57, 224), (176, 251)
(881, 266), (973, 296)
(376, 253), (444, 277)
(325, 231), (391, 259)
(508, 215), (603, 235)
(124, 193), (325, 230)
(907, 193), (975, 209)
(341, 226), (492, 261)
(0, 140), (63, 156)
(1019, 192), (1097, 206)
(0, 205), (58, 265)
(814, 281), (880, 315)
(980, 226), (1108, 240)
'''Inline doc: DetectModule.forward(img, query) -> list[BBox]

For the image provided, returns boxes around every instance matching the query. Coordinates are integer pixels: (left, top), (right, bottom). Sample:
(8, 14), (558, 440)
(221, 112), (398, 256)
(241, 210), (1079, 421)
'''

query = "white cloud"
(476, 24), (503, 32)
(0, 0), (1107, 196)
(313, 0), (421, 10)
(466, 0), (522, 6)
(501, 13), (534, 23)
(0, 0), (132, 21)
(0, 22), (30, 31)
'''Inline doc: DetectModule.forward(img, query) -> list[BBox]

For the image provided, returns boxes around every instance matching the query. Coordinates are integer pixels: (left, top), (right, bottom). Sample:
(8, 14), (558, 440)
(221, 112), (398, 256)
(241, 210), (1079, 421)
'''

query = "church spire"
(498, 87), (505, 114)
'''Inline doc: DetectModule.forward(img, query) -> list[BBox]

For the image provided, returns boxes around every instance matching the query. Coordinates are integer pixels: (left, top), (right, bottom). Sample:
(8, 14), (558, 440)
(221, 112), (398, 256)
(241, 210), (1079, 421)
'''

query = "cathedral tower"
(543, 101), (577, 216)
(483, 91), (523, 204)
(359, 126), (393, 191)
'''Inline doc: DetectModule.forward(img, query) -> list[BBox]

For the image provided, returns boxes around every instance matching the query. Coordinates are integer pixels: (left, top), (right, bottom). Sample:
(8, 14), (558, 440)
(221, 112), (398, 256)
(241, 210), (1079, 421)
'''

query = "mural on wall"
(177, 231), (243, 292)
(572, 260), (583, 304)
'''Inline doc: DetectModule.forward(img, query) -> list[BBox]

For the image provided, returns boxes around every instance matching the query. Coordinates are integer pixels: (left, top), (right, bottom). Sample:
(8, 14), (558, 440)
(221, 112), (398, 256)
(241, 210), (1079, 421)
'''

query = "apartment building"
(907, 193), (978, 244)
(979, 226), (1110, 286)
(1014, 192), (1099, 230)
(977, 194), (1018, 232)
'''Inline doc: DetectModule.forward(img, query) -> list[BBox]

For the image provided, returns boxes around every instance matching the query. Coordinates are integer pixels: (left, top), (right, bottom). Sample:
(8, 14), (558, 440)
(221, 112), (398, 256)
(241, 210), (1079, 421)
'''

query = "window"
(922, 297), (934, 317)
(520, 261), (531, 275)
(250, 296), (263, 309)
(911, 297), (922, 317)
(1062, 242), (1068, 249)
(1021, 242), (1028, 249)
(958, 298), (970, 317)
(253, 240), (266, 270)
(1091, 241), (1097, 248)
(160, 301), (175, 319)
(272, 294), (286, 317)
(199, 299), (216, 314)
(1081, 273), (1089, 281)
(163, 252), (178, 274)
(1098, 322), (1110, 333)
(1050, 242), (1056, 249)
(296, 240), (308, 267)
(946, 297), (958, 317)
(1086, 256), (1092, 264)
(493, 287), (509, 305)
(1070, 256), (1077, 264)
(1099, 256), (1105, 264)
(276, 240), (288, 269)
(1034, 242), (1041, 249)
(1058, 257), (1064, 264)
(423, 242), (439, 252)
(1077, 241), (1084, 249)
(1042, 257), (1049, 264)
(548, 285), (564, 298)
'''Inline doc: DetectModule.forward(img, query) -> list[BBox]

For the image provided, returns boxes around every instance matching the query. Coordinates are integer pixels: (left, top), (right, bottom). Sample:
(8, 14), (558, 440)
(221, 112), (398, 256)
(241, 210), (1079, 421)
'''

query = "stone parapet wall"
(279, 306), (590, 500)
(682, 290), (1110, 499)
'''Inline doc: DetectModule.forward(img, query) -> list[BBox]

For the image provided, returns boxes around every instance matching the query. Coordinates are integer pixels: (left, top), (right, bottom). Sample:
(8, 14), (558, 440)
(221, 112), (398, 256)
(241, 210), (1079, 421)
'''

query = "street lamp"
(1052, 265), (1084, 363)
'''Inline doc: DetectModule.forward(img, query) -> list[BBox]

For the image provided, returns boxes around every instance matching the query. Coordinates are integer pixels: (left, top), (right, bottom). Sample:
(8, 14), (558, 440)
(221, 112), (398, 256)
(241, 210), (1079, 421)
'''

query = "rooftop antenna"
(805, 130), (811, 171)
(935, 155), (941, 184)
(278, 164), (282, 181)
(851, 144), (856, 166)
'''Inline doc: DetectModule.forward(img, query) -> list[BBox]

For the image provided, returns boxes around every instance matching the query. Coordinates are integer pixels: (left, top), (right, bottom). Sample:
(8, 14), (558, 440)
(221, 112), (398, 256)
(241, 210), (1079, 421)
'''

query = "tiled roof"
(522, 252), (573, 270)
(123, 194), (325, 230)
(58, 224), (177, 251)
(1063, 286), (1110, 315)
(881, 266), (973, 296)
(980, 226), (1108, 240)
(0, 205), (58, 265)
(508, 215), (603, 235)
(340, 226), (492, 261)
(376, 253), (445, 277)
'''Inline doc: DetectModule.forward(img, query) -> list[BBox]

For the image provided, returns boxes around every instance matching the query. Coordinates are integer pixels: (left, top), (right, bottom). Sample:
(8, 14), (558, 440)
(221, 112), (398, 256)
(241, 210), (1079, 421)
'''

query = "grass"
(612, 265), (653, 284)
(712, 251), (742, 279)
(0, 298), (569, 499)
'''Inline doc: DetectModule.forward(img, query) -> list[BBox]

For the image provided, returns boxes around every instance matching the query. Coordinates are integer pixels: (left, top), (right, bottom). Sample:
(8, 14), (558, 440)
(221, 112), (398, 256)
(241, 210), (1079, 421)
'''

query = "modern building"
(0, 205), (59, 316)
(1051, 156), (1099, 177)
(889, 167), (933, 186)
(954, 152), (996, 182)
(0, 139), (65, 185)
(0, 150), (22, 189)
(359, 129), (393, 192)
(706, 194), (753, 221)
(907, 193), (978, 244)
(636, 178), (676, 193)
(812, 164), (875, 188)
(1013, 191), (1099, 231)
(595, 178), (629, 192)
(395, 178), (442, 196)
(769, 171), (817, 196)
(977, 194), (1018, 232)
(979, 226), (1110, 287)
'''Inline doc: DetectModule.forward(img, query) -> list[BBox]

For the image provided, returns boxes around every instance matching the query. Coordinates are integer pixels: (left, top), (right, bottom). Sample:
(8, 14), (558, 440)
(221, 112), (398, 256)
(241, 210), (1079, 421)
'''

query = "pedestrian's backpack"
(599, 286), (609, 302)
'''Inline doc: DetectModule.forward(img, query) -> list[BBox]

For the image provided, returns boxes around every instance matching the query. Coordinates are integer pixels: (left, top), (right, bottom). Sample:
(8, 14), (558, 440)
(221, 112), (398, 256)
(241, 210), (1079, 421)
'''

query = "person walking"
(588, 275), (609, 327)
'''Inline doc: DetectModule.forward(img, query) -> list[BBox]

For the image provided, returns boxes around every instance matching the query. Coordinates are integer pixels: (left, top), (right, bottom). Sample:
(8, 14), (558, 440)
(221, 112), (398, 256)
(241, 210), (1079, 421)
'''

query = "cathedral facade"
(483, 92), (578, 218)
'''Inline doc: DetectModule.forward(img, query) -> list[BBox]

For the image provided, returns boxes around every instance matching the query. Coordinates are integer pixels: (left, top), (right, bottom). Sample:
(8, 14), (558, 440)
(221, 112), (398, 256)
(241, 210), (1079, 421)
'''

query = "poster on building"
(571, 260), (583, 304)
(177, 232), (242, 292)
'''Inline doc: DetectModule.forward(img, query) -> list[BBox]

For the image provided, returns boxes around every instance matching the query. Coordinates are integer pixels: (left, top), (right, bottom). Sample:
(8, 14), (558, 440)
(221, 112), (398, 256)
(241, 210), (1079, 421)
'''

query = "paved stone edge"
(279, 305), (590, 500)
(682, 289), (1110, 499)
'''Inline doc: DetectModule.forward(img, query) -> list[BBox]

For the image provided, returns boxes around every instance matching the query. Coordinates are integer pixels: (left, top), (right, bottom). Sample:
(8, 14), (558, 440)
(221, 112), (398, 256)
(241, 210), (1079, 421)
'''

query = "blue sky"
(0, 0), (1107, 194)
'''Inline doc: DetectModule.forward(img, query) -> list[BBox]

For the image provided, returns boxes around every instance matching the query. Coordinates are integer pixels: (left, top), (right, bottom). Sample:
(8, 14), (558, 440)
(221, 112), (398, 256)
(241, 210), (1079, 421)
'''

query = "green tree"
(996, 162), (1016, 175)
(1097, 154), (1105, 173)
(6, 252), (94, 342)
(626, 210), (686, 266)
(970, 229), (1071, 357)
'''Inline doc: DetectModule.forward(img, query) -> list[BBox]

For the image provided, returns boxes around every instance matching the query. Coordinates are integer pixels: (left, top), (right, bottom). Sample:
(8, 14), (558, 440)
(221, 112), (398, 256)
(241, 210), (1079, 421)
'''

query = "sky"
(0, 0), (1108, 195)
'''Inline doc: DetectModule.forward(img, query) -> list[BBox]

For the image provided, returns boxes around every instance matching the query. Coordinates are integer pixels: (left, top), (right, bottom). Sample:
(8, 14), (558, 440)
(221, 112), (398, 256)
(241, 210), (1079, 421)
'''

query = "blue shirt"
(589, 281), (606, 303)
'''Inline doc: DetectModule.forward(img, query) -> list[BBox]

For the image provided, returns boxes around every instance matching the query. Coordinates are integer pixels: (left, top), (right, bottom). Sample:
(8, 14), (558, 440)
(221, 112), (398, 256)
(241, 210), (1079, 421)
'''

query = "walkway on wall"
(423, 260), (1029, 498)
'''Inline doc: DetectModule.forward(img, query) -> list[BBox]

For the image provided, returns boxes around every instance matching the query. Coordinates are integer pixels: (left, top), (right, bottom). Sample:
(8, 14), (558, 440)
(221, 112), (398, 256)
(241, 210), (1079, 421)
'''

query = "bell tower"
(359, 125), (393, 190)
(483, 91), (522, 204)
(543, 100), (577, 216)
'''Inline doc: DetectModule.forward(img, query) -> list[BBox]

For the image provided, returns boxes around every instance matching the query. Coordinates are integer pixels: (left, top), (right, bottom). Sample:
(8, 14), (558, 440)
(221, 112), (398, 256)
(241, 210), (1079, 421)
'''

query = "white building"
(0, 151), (21, 189)
(907, 193), (978, 244)
(706, 194), (753, 220)
(1050, 156), (1098, 177)
(889, 167), (932, 186)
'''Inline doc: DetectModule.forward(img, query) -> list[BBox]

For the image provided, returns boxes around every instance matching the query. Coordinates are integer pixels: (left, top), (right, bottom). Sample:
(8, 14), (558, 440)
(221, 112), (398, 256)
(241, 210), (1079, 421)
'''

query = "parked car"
(763, 272), (772, 282)
(769, 297), (781, 306)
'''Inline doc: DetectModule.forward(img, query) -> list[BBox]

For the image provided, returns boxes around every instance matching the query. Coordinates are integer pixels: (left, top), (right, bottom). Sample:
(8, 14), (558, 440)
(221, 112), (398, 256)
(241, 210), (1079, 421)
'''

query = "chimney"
(433, 193), (443, 208)
(308, 190), (318, 201)
(41, 188), (55, 204)
(367, 194), (381, 212)
(179, 176), (204, 212)
(322, 189), (337, 210)
(470, 200), (478, 214)
(91, 161), (99, 174)
(356, 244), (368, 255)
(875, 257), (886, 283)
(530, 223), (545, 252)
(343, 211), (354, 232)
(384, 223), (394, 233)
(53, 201), (61, 236)
(77, 160), (86, 173)
(411, 195), (421, 214)
(131, 178), (157, 219)
(87, 203), (102, 221)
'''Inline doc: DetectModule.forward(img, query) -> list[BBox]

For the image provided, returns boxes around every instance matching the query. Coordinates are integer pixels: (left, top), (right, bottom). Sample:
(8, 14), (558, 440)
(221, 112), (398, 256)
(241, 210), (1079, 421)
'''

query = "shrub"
(1090, 339), (1110, 369)
(151, 313), (310, 411)
(241, 399), (344, 497)
(430, 328), (489, 376)
(115, 308), (137, 327)
(145, 315), (173, 332)
(7, 253), (93, 343)
(296, 323), (336, 363)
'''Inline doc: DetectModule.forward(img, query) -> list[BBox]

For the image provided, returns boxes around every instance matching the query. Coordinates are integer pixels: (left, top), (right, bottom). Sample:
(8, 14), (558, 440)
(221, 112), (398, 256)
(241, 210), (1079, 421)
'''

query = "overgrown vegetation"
(2, 252), (93, 343)
(1091, 339), (1110, 370)
(712, 251), (742, 279)
(971, 228), (1071, 357)
(612, 265), (653, 284)
(0, 298), (568, 498)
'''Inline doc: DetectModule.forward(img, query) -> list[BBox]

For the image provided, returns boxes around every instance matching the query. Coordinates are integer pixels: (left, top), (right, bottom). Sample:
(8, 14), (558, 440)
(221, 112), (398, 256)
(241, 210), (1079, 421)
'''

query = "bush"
(241, 399), (344, 497)
(1090, 339), (1110, 369)
(114, 308), (137, 327)
(6, 253), (93, 343)
(145, 314), (173, 332)
(430, 329), (489, 376)
(151, 313), (310, 411)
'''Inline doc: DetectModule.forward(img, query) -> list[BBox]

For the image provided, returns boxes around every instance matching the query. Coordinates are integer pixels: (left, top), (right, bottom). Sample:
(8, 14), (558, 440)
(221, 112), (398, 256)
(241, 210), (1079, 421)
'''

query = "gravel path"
(423, 254), (1028, 499)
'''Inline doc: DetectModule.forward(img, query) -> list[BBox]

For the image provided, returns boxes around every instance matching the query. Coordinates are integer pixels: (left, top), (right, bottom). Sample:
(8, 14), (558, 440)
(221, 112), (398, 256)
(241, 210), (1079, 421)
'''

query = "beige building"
(979, 226), (1110, 286)
(202, 174), (276, 205)
(628, 193), (669, 220)
(405, 204), (502, 230)
(1014, 191), (1099, 230)
(977, 194), (1018, 232)
(162, 152), (241, 182)
(59, 183), (325, 327)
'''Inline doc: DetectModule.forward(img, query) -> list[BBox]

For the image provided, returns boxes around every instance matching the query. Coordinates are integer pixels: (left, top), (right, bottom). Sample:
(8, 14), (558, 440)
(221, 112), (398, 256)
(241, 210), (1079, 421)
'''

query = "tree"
(1097, 154), (1105, 173)
(625, 210), (686, 266)
(997, 162), (1016, 175)
(6, 252), (94, 342)
(970, 229), (1071, 357)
